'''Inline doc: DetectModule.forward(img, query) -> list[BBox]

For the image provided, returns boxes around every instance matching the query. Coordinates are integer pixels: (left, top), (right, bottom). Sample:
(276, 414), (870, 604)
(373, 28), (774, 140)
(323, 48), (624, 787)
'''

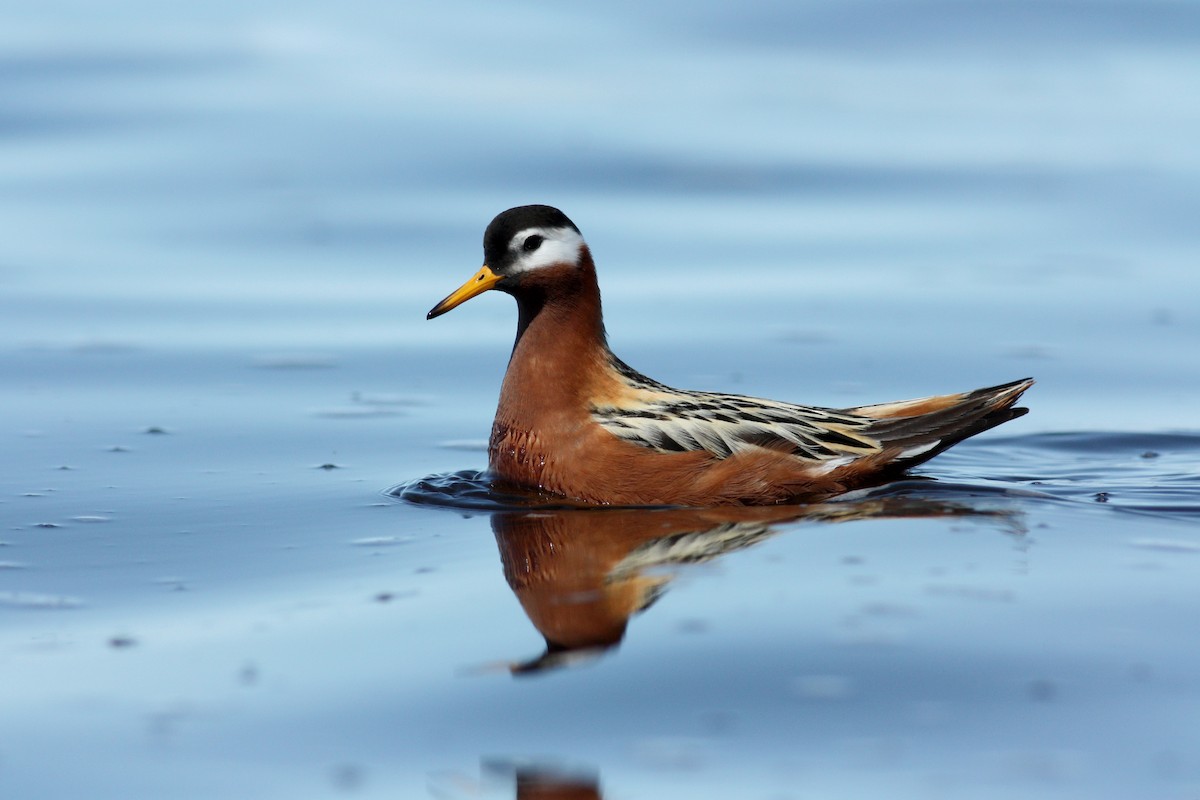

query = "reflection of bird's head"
(509, 643), (616, 676)
(494, 510), (670, 676)
(490, 506), (813, 675)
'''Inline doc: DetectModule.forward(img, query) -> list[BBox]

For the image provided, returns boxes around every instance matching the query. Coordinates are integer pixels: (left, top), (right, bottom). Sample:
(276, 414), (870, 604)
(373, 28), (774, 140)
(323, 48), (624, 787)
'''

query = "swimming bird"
(427, 205), (1033, 506)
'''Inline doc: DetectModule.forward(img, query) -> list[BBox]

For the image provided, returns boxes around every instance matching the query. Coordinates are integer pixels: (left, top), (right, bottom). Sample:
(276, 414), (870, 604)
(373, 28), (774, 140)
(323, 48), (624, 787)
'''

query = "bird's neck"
(500, 249), (614, 417)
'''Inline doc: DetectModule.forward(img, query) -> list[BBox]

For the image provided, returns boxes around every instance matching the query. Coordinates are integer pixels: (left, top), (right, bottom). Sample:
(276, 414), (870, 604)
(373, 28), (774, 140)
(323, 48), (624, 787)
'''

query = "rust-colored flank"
(427, 205), (1033, 506)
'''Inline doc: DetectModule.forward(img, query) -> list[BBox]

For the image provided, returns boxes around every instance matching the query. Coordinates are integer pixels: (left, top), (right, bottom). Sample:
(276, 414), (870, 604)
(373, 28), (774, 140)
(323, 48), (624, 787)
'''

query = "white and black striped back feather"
(593, 358), (883, 462)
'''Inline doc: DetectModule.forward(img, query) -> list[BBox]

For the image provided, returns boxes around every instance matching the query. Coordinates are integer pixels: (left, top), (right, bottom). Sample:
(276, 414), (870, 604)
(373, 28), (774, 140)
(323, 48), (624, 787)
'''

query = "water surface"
(2, 1), (1200, 798)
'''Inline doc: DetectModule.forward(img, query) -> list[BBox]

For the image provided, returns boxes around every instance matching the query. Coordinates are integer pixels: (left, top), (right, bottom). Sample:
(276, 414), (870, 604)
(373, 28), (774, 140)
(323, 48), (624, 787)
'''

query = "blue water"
(3, 2), (1200, 798)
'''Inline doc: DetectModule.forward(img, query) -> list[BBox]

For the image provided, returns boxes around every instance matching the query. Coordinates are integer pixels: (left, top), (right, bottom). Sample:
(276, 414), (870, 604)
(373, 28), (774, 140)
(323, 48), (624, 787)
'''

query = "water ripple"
(394, 431), (1200, 521)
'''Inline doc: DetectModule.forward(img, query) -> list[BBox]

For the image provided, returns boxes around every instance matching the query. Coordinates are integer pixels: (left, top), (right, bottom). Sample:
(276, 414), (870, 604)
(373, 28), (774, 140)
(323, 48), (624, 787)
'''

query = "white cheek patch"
(507, 227), (585, 274)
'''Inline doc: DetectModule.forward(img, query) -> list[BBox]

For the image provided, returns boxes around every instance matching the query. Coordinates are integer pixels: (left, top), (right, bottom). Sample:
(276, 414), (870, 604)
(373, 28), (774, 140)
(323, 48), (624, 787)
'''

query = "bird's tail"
(845, 377), (1034, 474)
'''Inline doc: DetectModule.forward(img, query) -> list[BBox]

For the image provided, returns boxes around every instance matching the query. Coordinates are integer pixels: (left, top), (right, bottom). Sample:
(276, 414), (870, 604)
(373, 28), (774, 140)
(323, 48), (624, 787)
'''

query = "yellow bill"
(427, 265), (504, 319)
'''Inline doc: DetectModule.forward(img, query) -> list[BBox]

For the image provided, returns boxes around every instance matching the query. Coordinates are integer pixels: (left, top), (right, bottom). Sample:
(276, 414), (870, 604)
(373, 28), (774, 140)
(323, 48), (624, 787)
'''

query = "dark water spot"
(239, 663), (258, 686)
(108, 635), (137, 648)
(1128, 663), (1154, 683)
(330, 763), (365, 792)
(316, 463), (343, 471)
(143, 426), (169, 435)
(1027, 678), (1058, 703)
(371, 590), (416, 603)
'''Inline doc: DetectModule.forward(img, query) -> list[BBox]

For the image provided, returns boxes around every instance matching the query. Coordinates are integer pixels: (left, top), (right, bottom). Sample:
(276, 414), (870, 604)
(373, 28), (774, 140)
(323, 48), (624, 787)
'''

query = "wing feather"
(593, 387), (882, 463)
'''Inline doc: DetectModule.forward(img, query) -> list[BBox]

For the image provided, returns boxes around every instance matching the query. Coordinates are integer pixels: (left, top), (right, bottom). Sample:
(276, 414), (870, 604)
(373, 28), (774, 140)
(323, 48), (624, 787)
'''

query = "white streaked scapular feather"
(593, 382), (885, 464)
(898, 440), (940, 459)
(506, 226), (585, 274)
(810, 455), (856, 475)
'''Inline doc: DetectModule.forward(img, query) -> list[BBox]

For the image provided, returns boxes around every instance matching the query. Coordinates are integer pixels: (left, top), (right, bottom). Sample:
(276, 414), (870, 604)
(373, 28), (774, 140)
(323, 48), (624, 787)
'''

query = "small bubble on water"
(351, 535), (412, 547)
(436, 439), (489, 451)
(72, 515), (111, 523)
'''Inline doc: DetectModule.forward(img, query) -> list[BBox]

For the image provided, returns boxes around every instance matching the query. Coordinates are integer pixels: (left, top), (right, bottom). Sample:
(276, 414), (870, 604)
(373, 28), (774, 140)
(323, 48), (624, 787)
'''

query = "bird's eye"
(522, 235), (544, 253)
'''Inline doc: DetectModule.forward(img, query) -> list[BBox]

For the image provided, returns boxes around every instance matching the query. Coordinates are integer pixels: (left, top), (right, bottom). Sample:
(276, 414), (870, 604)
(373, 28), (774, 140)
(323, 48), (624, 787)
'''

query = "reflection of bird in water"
(512, 767), (601, 800)
(460, 761), (601, 800)
(427, 204), (1033, 505)
(493, 494), (1017, 674)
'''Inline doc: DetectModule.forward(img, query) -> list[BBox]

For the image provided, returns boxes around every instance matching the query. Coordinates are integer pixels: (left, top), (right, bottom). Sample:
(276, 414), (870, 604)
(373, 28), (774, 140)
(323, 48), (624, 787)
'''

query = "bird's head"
(427, 205), (585, 320)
